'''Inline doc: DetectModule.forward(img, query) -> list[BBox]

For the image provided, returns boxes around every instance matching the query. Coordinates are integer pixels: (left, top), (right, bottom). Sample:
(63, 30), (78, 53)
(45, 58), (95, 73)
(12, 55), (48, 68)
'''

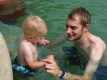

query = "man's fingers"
(41, 59), (54, 64)
(46, 69), (53, 74)
(47, 55), (54, 60)
(45, 63), (55, 69)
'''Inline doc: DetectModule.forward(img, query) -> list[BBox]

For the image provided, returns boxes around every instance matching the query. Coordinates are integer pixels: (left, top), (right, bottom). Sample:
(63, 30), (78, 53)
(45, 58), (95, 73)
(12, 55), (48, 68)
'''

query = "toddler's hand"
(39, 39), (49, 45)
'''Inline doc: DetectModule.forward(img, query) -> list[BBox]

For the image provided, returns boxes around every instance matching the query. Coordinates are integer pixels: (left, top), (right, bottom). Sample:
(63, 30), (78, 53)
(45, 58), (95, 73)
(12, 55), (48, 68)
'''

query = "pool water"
(0, 0), (107, 80)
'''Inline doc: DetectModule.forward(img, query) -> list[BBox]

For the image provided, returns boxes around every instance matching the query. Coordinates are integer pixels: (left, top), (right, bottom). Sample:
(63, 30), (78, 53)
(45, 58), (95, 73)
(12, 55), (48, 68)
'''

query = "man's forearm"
(57, 71), (82, 80)
(47, 32), (67, 48)
(63, 72), (82, 80)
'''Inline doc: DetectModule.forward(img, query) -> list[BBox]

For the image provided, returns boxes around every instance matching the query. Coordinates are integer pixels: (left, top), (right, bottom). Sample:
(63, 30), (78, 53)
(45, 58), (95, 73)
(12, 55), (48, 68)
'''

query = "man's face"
(66, 16), (84, 41)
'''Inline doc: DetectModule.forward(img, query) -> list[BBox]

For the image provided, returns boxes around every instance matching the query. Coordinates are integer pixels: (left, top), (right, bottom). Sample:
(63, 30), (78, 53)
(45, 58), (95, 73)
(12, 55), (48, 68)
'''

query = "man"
(43, 7), (107, 80)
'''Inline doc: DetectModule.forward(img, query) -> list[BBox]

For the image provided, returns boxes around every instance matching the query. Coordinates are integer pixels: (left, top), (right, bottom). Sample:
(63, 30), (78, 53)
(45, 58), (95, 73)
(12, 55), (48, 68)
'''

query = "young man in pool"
(43, 7), (107, 80)
(12, 15), (49, 78)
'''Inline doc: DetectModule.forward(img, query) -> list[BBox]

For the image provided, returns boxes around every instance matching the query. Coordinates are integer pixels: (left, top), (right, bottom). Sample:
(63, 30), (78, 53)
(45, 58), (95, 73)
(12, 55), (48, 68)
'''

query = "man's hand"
(42, 55), (62, 77)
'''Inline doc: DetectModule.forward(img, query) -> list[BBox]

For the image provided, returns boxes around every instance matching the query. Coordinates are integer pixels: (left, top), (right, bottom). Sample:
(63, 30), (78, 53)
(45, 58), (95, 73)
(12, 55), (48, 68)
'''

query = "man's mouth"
(67, 34), (74, 38)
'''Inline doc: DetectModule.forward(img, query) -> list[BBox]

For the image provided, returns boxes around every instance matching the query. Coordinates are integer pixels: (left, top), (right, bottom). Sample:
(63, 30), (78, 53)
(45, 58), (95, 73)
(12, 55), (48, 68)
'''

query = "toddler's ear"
(29, 36), (33, 39)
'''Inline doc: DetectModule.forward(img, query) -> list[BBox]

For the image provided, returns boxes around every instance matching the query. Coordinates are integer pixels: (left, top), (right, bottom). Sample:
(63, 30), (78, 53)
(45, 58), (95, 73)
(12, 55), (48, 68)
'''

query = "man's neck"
(74, 32), (90, 47)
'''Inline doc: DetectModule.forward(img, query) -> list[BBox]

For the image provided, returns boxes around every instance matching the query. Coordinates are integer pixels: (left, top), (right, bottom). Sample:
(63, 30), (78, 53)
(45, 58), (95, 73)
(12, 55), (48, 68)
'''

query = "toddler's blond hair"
(22, 15), (47, 38)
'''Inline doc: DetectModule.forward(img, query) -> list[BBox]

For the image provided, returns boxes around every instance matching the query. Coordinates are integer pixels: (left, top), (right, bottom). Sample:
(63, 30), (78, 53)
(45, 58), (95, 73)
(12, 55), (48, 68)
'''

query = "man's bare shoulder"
(89, 34), (106, 62)
(90, 36), (107, 66)
(90, 34), (106, 48)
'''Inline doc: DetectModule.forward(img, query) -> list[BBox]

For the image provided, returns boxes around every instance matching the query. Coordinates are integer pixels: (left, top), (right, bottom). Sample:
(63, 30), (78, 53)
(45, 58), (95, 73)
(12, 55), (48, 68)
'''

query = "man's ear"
(83, 24), (90, 32)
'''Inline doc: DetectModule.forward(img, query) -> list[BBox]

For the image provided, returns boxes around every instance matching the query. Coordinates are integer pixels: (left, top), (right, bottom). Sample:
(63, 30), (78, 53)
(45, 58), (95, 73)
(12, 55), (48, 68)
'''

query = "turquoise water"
(0, 0), (107, 80)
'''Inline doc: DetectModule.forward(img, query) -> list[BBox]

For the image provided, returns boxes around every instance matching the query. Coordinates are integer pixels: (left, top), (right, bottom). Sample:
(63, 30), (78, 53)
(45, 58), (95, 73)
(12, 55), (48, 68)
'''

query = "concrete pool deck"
(0, 32), (13, 80)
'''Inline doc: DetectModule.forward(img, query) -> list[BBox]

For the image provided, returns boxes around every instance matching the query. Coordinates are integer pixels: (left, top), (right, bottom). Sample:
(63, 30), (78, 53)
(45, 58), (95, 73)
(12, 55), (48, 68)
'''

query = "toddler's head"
(22, 15), (47, 39)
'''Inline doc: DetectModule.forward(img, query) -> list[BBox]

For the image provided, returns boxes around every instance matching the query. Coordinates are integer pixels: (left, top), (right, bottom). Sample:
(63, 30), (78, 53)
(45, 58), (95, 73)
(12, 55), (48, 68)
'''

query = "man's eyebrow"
(65, 24), (77, 28)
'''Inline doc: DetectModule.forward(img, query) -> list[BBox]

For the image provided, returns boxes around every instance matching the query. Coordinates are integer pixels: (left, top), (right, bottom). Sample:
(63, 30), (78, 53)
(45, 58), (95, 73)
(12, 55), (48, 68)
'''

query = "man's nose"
(66, 27), (72, 33)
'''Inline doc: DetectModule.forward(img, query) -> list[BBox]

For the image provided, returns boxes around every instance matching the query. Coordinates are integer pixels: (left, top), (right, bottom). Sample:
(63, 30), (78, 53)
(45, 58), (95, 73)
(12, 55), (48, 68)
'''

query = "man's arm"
(46, 31), (67, 48)
(44, 38), (106, 80)
(62, 62), (96, 80)
(42, 55), (86, 80)
(43, 43), (105, 80)
(62, 43), (105, 80)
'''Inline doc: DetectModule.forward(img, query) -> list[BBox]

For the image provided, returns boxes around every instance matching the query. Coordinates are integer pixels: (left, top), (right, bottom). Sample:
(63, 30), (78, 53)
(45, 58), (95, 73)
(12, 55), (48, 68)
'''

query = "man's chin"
(67, 38), (74, 42)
